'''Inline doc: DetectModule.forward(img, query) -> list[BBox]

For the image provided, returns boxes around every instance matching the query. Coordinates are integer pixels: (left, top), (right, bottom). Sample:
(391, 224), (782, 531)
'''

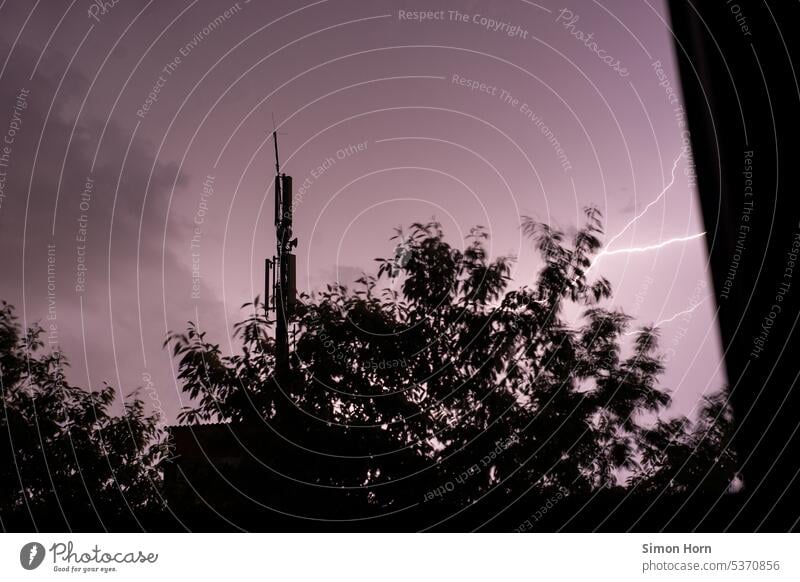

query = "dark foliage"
(0, 210), (737, 530)
(0, 301), (168, 530)
(167, 209), (738, 519)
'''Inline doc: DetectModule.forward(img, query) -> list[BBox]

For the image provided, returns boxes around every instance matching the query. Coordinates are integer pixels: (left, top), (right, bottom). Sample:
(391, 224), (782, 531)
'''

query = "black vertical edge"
(668, 0), (800, 530)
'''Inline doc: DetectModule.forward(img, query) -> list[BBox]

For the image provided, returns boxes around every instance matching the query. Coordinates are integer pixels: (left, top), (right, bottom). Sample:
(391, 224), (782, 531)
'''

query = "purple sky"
(0, 0), (725, 425)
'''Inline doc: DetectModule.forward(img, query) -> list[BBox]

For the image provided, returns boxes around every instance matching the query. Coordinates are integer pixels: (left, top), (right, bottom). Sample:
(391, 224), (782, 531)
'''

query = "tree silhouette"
(0, 301), (167, 530)
(167, 209), (737, 523)
(0, 210), (737, 530)
(630, 390), (738, 495)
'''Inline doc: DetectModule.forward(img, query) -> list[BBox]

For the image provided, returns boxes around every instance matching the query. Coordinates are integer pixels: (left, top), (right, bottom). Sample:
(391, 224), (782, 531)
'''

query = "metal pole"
(271, 129), (292, 384)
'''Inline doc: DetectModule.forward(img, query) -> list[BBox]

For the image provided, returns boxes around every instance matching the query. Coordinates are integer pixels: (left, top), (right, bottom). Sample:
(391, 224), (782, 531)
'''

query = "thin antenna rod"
(273, 131), (280, 175)
(272, 114), (280, 175)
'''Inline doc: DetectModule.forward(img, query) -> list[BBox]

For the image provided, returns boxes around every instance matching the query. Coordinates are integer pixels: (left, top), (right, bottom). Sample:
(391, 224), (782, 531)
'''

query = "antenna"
(265, 115), (296, 385)
(272, 113), (280, 175)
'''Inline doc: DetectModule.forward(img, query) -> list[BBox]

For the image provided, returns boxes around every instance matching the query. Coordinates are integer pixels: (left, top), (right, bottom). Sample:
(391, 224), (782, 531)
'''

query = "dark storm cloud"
(0, 39), (218, 414)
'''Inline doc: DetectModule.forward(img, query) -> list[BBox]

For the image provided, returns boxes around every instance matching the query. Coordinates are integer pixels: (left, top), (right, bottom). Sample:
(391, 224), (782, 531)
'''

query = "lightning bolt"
(604, 151), (684, 251)
(586, 232), (706, 277)
(585, 151), (698, 275)
(624, 297), (708, 335)
(28, 545), (38, 566)
(596, 232), (706, 258)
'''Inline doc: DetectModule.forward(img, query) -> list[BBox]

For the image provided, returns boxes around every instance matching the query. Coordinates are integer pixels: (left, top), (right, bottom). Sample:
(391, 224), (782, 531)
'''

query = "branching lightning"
(624, 297), (708, 335)
(585, 151), (704, 274)
(597, 232), (707, 258)
(604, 151), (684, 251)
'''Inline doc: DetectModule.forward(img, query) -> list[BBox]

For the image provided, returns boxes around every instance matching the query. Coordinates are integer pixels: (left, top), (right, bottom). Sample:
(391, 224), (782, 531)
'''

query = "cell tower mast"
(265, 129), (296, 383)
